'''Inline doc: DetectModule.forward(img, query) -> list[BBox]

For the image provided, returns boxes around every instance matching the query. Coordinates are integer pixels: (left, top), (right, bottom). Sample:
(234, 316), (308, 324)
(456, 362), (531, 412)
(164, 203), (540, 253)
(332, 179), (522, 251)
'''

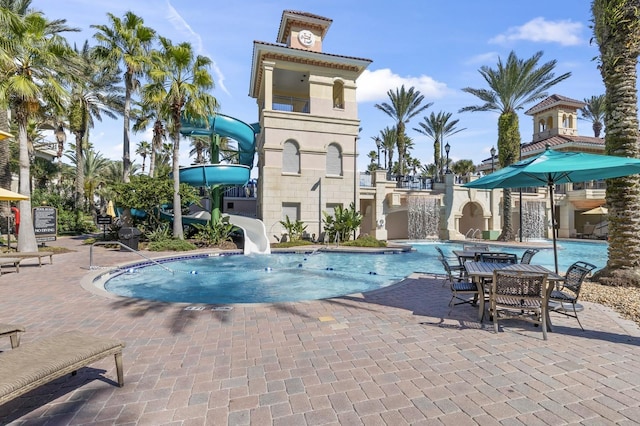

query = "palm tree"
(0, 9), (77, 252)
(135, 140), (151, 173)
(189, 136), (210, 165)
(92, 12), (156, 183)
(414, 111), (465, 183)
(460, 50), (571, 241)
(132, 100), (166, 178)
(375, 85), (432, 178)
(67, 41), (124, 210)
(579, 94), (606, 137)
(145, 36), (218, 239)
(592, 0), (640, 284)
(379, 126), (396, 172)
(451, 159), (476, 176)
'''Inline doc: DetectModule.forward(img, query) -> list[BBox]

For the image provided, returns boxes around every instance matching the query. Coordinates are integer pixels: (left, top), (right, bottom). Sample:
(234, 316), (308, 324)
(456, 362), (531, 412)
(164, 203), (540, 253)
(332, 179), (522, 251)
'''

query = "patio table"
(464, 262), (564, 327)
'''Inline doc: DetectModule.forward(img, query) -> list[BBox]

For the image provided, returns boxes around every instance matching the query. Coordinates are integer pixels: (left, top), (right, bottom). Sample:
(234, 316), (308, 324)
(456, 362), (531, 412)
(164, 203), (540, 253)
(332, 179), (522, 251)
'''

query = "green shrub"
(192, 216), (235, 246)
(279, 216), (307, 241)
(271, 240), (315, 248)
(147, 239), (197, 252)
(341, 235), (387, 247)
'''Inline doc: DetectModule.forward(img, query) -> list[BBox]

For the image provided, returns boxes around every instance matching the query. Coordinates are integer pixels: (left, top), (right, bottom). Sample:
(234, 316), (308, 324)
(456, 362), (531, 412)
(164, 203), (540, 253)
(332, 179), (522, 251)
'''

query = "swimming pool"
(102, 240), (608, 304)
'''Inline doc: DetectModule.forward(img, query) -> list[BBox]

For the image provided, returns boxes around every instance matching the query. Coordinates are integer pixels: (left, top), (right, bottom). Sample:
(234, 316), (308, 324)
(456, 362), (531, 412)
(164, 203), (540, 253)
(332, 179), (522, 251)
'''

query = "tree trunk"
(592, 0), (640, 286)
(171, 112), (183, 239)
(0, 110), (11, 221)
(123, 76), (132, 183)
(496, 112), (520, 241)
(17, 119), (38, 252)
(74, 133), (85, 210)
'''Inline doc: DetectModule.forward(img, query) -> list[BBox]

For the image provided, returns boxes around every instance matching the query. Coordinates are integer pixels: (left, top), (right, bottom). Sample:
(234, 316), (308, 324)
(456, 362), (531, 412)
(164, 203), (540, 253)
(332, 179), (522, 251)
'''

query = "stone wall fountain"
(408, 196), (439, 239)
(520, 200), (546, 241)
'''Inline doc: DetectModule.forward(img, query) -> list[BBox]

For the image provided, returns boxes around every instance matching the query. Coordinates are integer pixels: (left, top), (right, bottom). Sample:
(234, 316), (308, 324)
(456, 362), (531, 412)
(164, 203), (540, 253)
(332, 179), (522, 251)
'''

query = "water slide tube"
(174, 114), (270, 254)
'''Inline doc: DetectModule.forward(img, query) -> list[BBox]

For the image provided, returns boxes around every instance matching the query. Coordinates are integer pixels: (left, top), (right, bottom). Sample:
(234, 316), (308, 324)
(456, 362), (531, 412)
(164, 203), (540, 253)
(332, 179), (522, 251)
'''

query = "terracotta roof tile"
(525, 94), (586, 115)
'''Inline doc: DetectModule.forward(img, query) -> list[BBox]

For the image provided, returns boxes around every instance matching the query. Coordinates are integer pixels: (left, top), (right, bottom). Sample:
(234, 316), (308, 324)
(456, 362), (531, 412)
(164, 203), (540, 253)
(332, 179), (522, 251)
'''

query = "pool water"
(103, 240), (608, 304)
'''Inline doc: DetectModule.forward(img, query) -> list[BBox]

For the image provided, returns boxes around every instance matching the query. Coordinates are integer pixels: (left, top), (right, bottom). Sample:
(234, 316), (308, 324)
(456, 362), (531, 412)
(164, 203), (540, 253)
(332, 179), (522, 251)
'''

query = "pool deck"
(1, 236), (639, 425)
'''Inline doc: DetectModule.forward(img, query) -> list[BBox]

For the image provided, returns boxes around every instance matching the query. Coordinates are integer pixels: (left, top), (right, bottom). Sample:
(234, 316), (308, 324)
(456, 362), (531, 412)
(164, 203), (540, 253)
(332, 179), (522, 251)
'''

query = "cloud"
(165, 1), (229, 95)
(464, 52), (500, 66)
(490, 17), (583, 46)
(356, 69), (448, 103)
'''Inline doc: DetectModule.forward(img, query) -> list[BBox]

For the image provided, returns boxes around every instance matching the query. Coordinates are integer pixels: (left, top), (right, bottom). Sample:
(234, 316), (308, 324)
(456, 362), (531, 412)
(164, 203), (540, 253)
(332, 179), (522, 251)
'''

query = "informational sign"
(97, 215), (113, 225)
(33, 206), (57, 243)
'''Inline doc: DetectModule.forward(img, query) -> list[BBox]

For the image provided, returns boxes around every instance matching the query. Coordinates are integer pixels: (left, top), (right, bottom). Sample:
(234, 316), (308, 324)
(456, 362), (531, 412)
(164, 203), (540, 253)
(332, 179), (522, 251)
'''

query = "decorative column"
(262, 61), (275, 110)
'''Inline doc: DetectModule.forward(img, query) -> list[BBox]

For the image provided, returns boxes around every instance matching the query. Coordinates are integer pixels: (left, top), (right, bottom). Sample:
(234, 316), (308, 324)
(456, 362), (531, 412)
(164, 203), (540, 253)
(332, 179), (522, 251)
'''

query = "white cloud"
(465, 52), (500, 66)
(165, 1), (229, 95)
(490, 17), (583, 46)
(356, 69), (448, 103)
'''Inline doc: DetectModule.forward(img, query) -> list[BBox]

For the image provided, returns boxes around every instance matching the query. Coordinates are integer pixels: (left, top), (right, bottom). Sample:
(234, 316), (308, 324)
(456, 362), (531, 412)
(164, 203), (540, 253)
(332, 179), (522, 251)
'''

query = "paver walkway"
(1, 236), (639, 425)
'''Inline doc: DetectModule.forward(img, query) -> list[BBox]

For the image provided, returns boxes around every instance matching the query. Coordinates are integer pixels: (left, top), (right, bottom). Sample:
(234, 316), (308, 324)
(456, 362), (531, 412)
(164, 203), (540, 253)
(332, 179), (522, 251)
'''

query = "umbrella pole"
(549, 183), (559, 273)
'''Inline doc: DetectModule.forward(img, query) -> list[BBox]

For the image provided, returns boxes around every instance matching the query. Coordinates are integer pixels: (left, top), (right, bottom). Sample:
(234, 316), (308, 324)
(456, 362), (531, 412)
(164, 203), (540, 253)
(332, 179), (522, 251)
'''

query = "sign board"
(97, 215), (113, 225)
(33, 206), (57, 243)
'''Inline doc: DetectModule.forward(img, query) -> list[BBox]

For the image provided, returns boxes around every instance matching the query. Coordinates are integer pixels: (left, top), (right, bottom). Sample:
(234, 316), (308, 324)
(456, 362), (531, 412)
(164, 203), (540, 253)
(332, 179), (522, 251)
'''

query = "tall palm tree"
(375, 85), (432, 177)
(189, 136), (210, 165)
(414, 111), (465, 183)
(132, 100), (166, 178)
(0, 9), (77, 252)
(67, 40), (124, 210)
(592, 0), (640, 284)
(135, 140), (151, 173)
(579, 94), (606, 137)
(379, 126), (396, 172)
(460, 50), (571, 241)
(145, 36), (218, 239)
(92, 11), (156, 183)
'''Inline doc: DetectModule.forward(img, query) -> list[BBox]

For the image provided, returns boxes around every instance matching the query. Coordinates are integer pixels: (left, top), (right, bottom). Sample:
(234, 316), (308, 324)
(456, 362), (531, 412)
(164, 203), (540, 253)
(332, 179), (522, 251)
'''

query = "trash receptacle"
(118, 227), (141, 250)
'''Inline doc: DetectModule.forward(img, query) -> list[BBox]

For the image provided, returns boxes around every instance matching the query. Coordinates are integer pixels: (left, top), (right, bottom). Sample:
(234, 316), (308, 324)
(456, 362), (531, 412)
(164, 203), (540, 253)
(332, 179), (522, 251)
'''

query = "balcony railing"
(271, 96), (310, 113)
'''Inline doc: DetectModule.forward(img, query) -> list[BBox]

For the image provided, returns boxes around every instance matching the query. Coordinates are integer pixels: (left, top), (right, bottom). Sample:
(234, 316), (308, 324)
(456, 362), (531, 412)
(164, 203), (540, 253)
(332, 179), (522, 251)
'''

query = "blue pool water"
(103, 240), (608, 304)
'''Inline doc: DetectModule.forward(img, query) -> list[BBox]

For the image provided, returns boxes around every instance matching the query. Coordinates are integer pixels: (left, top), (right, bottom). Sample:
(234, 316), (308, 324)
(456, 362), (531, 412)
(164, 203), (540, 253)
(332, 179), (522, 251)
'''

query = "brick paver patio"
(1, 236), (639, 425)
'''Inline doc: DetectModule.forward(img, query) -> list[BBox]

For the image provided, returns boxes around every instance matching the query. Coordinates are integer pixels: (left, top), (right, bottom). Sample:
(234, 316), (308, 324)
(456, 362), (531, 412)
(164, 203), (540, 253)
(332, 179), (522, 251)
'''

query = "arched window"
(538, 119), (546, 132)
(326, 143), (343, 176)
(282, 140), (300, 174)
(333, 80), (344, 109)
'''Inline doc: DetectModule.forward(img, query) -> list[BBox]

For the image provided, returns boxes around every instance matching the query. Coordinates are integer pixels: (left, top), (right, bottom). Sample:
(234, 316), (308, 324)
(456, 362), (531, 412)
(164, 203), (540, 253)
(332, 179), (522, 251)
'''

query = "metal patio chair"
(549, 261), (597, 330)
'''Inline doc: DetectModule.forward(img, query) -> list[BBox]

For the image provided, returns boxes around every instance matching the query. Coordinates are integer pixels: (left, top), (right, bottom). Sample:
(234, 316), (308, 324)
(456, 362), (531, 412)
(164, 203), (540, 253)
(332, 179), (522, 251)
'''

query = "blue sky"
(35, 0), (605, 173)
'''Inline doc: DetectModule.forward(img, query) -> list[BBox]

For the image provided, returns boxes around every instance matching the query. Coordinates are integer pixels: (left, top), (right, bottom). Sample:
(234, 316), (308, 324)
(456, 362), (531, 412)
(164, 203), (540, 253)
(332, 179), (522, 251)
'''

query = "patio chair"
(520, 249), (540, 264)
(439, 257), (479, 313)
(435, 246), (465, 283)
(490, 270), (550, 340)
(549, 261), (597, 330)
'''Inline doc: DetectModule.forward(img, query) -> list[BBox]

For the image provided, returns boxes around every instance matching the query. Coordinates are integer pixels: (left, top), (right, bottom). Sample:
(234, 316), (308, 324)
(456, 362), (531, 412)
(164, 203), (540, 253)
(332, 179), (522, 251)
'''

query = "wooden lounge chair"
(0, 251), (53, 267)
(0, 331), (125, 405)
(0, 323), (25, 349)
(0, 257), (21, 275)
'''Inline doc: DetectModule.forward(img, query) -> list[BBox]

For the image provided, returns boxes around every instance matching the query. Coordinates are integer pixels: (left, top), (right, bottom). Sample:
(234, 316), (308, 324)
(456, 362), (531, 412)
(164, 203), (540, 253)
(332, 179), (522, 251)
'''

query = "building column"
(373, 169), (388, 241)
(262, 61), (275, 110)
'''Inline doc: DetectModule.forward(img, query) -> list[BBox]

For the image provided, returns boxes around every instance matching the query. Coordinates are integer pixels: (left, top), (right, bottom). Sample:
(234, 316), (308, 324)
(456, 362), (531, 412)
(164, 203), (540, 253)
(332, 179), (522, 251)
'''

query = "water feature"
(408, 196), (439, 239)
(521, 200), (546, 241)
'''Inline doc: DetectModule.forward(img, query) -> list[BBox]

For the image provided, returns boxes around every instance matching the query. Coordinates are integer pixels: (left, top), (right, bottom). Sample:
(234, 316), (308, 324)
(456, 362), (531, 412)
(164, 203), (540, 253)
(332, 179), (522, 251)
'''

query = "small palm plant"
(279, 216), (307, 241)
(322, 203), (362, 243)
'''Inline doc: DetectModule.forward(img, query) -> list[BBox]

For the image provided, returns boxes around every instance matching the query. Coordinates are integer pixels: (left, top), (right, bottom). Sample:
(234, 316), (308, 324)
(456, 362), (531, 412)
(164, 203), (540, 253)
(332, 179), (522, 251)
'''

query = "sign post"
(33, 206), (57, 244)
(97, 215), (113, 240)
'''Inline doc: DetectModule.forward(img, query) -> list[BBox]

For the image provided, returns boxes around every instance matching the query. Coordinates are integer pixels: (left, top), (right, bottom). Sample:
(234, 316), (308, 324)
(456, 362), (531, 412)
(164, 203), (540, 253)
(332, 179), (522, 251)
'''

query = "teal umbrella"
(464, 147), (640, 272)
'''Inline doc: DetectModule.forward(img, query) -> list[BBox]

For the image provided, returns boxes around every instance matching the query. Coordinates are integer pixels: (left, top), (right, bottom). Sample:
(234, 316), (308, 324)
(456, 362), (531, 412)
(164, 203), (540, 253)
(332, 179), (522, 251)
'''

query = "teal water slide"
(166, 113), (270, 254)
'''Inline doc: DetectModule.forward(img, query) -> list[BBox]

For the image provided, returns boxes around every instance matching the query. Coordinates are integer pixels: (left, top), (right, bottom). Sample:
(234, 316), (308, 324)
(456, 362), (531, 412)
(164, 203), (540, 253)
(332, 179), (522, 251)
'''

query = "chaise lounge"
(0, 331), (125, 406)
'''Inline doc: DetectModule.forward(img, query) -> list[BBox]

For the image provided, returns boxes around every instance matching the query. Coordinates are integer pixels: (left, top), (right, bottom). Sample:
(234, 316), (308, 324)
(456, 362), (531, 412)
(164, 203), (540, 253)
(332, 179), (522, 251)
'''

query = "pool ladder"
(89, 241), (174, 273)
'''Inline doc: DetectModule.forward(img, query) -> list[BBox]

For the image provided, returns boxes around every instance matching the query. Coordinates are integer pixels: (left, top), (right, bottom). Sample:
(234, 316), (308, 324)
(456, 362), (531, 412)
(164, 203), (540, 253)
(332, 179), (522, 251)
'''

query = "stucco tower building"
(249, 11), (371, 241)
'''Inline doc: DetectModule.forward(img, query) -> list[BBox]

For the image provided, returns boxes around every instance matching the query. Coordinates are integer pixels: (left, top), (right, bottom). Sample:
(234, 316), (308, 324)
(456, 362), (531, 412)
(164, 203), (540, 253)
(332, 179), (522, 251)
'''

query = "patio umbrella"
(582, 206), (608, 237)
(0, 188), (29, 251)
(106, 200), (116, 218)
(463, 147), (640, 272)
